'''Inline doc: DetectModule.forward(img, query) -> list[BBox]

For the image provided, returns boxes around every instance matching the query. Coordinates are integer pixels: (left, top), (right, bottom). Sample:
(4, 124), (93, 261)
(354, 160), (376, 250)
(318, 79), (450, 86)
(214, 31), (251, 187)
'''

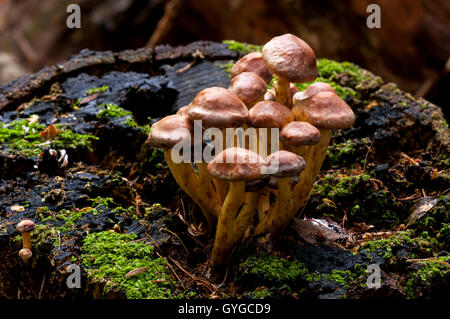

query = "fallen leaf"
(406, 197), (438, 227)
(292, 217), (348, 244)
(125, 267), (149, 278)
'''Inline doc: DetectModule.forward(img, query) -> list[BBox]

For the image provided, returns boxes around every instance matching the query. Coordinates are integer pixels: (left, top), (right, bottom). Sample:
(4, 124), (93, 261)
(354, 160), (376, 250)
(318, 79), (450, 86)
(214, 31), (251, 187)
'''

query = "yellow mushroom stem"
(257, 187), (271, 221)
(273, 77), (291, 107)
(197, 162), (221, 212)
(254, 176), (294, 236)
(232, 191), (259, 244)
(209, 181), (245, 267)
(255, 194), (280, 235)
(292, 129), (332, 213)
(164, 150), (217, 229)
(22, 232), (32, 250)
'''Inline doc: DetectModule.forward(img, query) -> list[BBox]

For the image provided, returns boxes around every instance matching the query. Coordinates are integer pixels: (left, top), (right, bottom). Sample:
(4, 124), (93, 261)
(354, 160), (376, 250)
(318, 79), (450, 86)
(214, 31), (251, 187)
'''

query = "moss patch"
(0, 119), (98, 157)
(86, 85), (109, 95)
(403, 256), (450, 299)
(81, 231), (181, 299)
(238, 253), (365, 297)
(223, 40), (262, 54)
(360, 230), (439, 259)
(310, 172), (402, 227)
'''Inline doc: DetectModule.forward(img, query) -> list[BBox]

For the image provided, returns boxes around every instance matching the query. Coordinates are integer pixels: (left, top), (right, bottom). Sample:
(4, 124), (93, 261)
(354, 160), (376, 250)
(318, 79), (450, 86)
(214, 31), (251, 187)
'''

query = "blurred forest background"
(0, 0), (448, 117)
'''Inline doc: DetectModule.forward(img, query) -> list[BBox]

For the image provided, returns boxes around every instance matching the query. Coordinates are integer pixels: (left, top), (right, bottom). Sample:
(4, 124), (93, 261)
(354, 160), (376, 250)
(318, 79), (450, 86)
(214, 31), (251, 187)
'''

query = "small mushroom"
(207, 147), (266, 267)
(248, 100), (294, 157)
(280, 121), (321, 158)
(230, 52), (273, 84)
(19, 248), (32, 266)
(228, 72), (267, 109)
(292, 82), (335, 104)
(187, 87), (248, 129)
(147, 114), (218, 228)
(262, 34), (317, 107)
(187, 87), (249, 201)
(16, 219), (35, 250)
(256, 150), (305, 237)
(291, 91), (355, 214)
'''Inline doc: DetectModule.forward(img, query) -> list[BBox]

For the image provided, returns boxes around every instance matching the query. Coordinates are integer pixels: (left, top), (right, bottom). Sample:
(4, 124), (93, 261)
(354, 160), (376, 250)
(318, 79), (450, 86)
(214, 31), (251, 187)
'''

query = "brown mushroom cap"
(16, 220), (36, 233)
(207, 147), (266, 181)
(147, 114), (194, 149)
(292, 91), (355, 129)
(19, 248), (32, 260)
(245, 175), (270, 192)
(248, 101), (294, 128)
(187, 87), (248, 128)
(293, 82), (335, 104)
(266, 150), (305, 178)
(229, 72), (267, 106)
(230, 52), (273, 83)
(280, 121), (321, 146)
(262, 34), (317, 83)
(176, 105), (189, 116)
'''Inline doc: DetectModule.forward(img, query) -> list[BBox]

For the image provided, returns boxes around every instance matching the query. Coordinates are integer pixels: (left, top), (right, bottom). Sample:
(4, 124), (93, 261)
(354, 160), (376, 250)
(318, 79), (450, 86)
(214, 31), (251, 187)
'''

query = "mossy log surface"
(0, 41), (448, 299)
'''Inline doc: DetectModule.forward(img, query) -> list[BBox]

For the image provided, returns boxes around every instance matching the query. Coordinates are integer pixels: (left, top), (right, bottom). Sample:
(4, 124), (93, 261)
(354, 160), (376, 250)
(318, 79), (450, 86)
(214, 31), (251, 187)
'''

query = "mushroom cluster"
(147, 34), (355, 269)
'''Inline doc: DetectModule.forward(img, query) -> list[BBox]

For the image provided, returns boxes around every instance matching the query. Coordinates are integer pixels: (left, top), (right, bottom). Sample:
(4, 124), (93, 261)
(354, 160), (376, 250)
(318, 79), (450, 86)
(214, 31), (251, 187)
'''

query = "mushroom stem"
(164, 150), (217, 228)
(22, 232), (32, 250)
(257, 188), (271, 221)
(254, 176), (295, 237)
(197, 162), (221, 211)
(255, 195), (280, 234)
(273, 77), (291, 107)
(232, 191), (259, 244)
(268, 177), (295, 236)
(292, 129), (332, 212)
(209, 181), (245, 267)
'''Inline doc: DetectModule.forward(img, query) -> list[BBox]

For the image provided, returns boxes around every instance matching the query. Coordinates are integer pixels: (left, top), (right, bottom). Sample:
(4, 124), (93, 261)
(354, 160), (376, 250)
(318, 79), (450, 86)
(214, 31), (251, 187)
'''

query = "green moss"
(223, 40), (262, 54)
(403, 256), (450, 299)
(239, 253), (365, 295)
(86, 85), (109, 95)
(361, 230), (438, 259)
(217, 61), (235, 75)
(239, 253), (318, 284)
(0, 119), (98, 156)
(35, 197), (133, 245)
(81, 231), (182, 299)
(251, 288), (272, 299)
(409, 196), (449, 247)
(97, 104), (132, 119)
(315, 174), (372, 199)
(311, 172), (404, 226)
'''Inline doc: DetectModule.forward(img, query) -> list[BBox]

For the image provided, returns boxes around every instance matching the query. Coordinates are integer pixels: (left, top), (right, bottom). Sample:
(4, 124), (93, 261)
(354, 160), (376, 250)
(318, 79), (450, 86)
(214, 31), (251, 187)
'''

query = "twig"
(407, 258), (450, 268)
(145, 232), (161, 251)
(146, 0), (183, 48)
(363, 135), (375, 172)
(168, 256), (216, 294)
(159, 227), (189, 255)
(159, 252), (185, 289)
(38, 274), (45, 299)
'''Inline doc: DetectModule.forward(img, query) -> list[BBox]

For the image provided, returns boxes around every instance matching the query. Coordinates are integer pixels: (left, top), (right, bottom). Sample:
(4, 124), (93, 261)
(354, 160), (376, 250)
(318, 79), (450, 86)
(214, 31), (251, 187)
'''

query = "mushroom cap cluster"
(146, 33), (355, 269)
